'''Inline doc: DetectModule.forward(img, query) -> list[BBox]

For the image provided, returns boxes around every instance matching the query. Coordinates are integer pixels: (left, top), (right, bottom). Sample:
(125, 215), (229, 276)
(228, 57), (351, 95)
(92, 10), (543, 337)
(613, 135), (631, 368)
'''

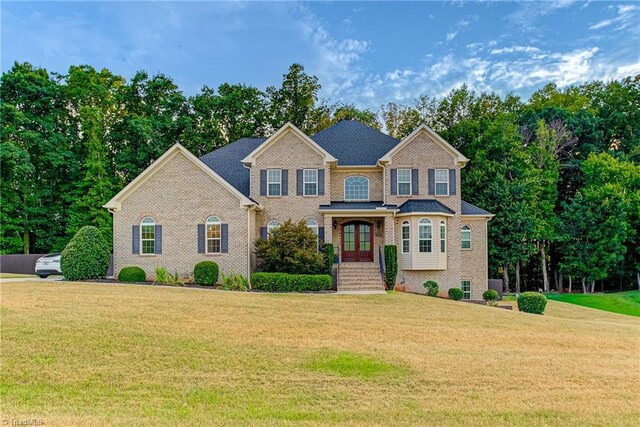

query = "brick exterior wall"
(460, 217), (489, 300)
(250, 129), (330, 236)
(113, 151), (252, 281)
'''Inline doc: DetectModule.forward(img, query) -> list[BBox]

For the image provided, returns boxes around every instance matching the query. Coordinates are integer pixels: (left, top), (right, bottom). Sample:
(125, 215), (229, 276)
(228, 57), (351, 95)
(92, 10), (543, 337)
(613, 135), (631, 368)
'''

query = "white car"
(35, 253), (62, 278)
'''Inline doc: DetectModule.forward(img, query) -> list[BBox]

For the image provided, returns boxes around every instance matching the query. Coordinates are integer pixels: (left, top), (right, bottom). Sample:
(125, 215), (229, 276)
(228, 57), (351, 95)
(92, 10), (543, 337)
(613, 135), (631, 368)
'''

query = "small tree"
(254, 220), (324, 274)
(424, 280), (439, 297)
(60, 226), (111, 281)
(383, 245), (398, 290)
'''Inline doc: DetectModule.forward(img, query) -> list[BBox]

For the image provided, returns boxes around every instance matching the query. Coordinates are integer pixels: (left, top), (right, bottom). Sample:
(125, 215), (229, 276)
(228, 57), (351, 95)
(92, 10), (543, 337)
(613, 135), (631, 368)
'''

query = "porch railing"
(378, 245), (385, 284)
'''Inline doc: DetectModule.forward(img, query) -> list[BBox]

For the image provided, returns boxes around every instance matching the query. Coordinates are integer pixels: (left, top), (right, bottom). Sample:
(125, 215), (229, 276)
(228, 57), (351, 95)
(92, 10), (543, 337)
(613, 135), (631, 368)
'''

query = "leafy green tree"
(380, 102), (421, 139)
(267, 63), (321, 132)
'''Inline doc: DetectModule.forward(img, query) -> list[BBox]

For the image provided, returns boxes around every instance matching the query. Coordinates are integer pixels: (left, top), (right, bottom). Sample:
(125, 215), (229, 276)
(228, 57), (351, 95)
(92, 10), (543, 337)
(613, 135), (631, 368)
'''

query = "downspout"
(246, 206), (253, 289)
(382, 163), (386, 206)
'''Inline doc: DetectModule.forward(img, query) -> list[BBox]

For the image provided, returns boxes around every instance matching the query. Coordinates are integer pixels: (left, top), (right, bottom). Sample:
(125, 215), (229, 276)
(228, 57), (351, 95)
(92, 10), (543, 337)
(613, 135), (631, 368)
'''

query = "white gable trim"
(103, 143), (256, 211)
(241, 122), (337, 166)
(378, 124), (469, 166)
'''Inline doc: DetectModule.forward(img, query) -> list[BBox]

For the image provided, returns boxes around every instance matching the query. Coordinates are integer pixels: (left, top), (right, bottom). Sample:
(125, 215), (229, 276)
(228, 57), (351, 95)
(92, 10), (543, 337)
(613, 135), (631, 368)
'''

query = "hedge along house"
(104, 120), (493, 297)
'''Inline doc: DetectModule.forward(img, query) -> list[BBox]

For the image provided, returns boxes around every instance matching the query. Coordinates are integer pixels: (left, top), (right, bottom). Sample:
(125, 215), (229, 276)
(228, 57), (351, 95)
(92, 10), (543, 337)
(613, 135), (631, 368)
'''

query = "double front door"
(342, 221), (373, 262)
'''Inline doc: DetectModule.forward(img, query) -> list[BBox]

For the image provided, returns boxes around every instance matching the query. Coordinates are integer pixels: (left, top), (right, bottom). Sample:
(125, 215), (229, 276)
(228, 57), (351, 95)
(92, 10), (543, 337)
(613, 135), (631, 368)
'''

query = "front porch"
(319, 202), (396, 293)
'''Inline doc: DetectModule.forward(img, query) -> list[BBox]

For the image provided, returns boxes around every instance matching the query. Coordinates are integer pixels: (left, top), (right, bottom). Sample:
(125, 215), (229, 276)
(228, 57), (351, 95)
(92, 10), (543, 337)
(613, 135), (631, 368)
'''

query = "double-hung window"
(461, 280), (471, 299)
(206, 216), (221, 254)
(267, 169), (282, 197)
(397, 169), (411, 196)
(267, 220), (282, 237)
(401, 221), (410, 254)
(418, 218), (432, 253)
(303, 169), (318, 196)
(435, 169), (449, 196)
(140, 217), (155, 254)
(461, 225), (472, 249)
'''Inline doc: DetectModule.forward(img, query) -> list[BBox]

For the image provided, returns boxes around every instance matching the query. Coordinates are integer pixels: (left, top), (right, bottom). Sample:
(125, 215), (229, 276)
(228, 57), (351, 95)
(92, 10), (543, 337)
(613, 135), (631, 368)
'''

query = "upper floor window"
(267, 219), (282, 236)
(435, 169), (449, 196)
(267, 169), (282, 197)
(401, 221), (410, 254)
(418, 218), (432, 253)
(206, 216), (221, 254)
(344, 176), (369, 201)
(140, 217), (155, 254)
(397, 169), (412, 196)
(303, 169), (318, 196)
(440, 220), (446, 253)
(461, 225), (472, 249)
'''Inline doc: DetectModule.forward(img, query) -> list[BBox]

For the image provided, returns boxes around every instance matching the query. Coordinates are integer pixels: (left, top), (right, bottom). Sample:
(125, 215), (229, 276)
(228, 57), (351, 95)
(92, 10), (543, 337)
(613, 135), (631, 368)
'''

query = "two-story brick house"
(104, 120), (493, 297)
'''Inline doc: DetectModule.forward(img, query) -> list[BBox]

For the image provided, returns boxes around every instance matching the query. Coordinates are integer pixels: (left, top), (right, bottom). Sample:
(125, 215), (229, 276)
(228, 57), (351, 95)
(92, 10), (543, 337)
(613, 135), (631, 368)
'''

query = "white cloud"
(590, 4), (639, 31)
(490, 46), (541, 55)
(446, 31), (458, 41)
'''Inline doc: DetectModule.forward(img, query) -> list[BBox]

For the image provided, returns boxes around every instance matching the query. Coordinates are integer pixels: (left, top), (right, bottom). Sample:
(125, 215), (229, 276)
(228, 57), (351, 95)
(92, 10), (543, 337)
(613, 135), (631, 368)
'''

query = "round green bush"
(483, 289), (499, 302)
(423, 280), (439, 297)
(517, 291), (548, 315)
(448, 288), (464, 300)
(194, 261), (219, 286)
(60, 226), (111, 281)
(118, 266), (146, 282)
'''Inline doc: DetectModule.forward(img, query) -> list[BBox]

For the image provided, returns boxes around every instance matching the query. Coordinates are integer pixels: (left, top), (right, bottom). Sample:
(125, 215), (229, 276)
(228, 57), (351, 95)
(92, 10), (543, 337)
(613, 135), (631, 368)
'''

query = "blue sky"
(2, 1), (639, 109)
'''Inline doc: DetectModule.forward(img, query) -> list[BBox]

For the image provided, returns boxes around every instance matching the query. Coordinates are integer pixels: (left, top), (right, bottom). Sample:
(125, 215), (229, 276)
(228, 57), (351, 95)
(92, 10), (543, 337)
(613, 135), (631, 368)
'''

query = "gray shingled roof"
(319, 201), (398, 210)
(199, 138), (266, 196)
(461, 200), (492, 215)
(311, 120), (399, 165)
(398, 199), (456, 215)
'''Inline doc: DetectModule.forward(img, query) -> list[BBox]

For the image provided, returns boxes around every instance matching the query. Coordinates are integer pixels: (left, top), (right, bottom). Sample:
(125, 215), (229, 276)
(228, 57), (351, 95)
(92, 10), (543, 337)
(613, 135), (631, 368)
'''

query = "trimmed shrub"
(60, 226), (111, 281)
(483, 289), (499, 302)
(517, 292), (548, 315)
(323, 243), (335, 274)
(384, 245), (398, 291)
(220, 272), (249, 291)
(252, 272), (333, 292)
(194, 261), (219, 286)
(423, 280), (439, 297)
(448, 288), (464, 300)
(118, 266), (146, 282)
(254, 220), (324, 274)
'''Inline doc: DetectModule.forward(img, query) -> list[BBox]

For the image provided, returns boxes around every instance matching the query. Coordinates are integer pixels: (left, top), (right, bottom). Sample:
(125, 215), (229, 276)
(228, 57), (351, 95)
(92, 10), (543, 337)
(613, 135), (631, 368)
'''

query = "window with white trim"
(397, 169), (411, 196)
(440, 220), (446, 253)
(306, 219), (319, 250)
(461, 280), (471, 299)
(401, 221), (410, 254)
(267, 219), (282, 236)
(461, 225), (471, 249)
(206, 216), (221, 254)
(140, 217), (155, 254)
(303, 169), (318, 196)
(435, 169), (449, 196)
(418, 218), (432, 253)
(344, 176), (369, 201)
(267, 169), (282, 196)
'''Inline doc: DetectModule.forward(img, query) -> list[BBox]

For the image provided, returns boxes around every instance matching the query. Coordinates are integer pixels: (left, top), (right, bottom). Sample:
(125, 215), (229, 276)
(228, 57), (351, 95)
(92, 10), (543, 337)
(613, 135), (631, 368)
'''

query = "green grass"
(545, 290), (640, 317)
(2, 281), (639, 426)
(0, 273), (36, 279)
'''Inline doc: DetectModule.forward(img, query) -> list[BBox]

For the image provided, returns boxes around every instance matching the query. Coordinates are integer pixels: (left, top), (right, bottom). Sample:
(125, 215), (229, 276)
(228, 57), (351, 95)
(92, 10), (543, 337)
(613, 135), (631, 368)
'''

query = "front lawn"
(1, 281), (639, 425)
(545, 290), (640, 317)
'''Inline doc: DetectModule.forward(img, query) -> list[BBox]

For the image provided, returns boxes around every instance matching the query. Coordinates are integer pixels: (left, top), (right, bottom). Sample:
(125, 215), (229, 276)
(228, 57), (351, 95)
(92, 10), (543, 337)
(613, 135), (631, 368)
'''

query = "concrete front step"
(337, 262), (385, 293)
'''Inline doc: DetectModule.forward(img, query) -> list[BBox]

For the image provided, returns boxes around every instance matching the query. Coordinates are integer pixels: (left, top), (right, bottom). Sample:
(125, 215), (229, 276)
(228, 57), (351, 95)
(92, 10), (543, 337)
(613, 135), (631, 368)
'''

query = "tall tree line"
(1, 61), (638, 291)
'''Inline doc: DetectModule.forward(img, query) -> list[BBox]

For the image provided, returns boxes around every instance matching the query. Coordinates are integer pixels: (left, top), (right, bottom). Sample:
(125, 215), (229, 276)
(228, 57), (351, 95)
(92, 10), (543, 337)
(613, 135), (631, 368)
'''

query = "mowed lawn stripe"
(1, 281), (639, 426)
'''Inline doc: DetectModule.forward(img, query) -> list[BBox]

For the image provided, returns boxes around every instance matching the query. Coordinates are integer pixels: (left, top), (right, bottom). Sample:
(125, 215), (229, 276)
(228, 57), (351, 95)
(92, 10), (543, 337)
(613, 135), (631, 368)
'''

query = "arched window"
(440, 220), (446, 253)
(267, 220), (282, 236)
(206, 216), (221, 253)
(418, 218), (432, 253)
(140, 217), (155, 254)
(461, 225), (472, 249)
(306, 219), (319, 249)
(344, 176), (369, 201)
(401, 221), (410, 254)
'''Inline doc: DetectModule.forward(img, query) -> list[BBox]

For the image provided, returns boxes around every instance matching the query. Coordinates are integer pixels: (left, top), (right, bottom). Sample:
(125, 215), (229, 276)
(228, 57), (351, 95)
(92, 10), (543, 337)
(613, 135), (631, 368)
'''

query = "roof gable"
(241, 122), (336, 166)
(104, 143), (256, 211)
(379, 124), (469, 166)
